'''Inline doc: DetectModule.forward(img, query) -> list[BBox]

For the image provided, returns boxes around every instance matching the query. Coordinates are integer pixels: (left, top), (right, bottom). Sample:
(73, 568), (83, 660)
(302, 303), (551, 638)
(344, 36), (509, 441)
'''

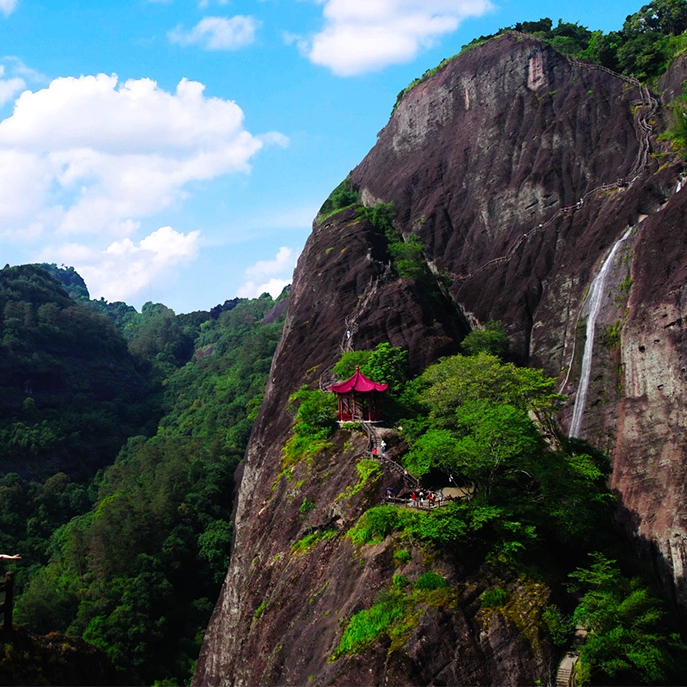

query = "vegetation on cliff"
(393, 0), (687, 112)
(331, 345), (687, 684)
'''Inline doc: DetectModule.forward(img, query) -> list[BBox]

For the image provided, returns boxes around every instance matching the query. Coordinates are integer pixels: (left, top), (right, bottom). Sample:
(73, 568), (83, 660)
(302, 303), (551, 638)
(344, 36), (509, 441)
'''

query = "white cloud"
(41, 226), (201, 302)
(169, 15), (259, 50)
(0, 76), (24, 106)
(0, 73), (279, 237)
(0, 57), (46, 110)
(0, 72), (285, 304)
(305, 0), (494, 75)
(0, 0), (17, 17)
(238, 246), (296, 297)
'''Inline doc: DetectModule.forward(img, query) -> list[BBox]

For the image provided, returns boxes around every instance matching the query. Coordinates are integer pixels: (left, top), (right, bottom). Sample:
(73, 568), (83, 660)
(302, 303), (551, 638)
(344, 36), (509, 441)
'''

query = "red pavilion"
(330, 366), (388, 422)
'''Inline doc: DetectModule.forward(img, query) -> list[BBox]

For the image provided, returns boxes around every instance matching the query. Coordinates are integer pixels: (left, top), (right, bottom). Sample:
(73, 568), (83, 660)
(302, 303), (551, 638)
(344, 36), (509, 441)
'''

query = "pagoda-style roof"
(330, 366), (388, 394)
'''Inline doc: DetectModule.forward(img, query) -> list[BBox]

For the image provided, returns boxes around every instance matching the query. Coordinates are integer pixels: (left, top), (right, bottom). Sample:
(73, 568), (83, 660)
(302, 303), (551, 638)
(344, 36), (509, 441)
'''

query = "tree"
(414, 351), (561, 429)
(570, 553), (682, 685)
(450, 400), (541, 500)
(362, 343), (409, 394)
(461, 321), (510, 359)
(333, 350), (372, 380)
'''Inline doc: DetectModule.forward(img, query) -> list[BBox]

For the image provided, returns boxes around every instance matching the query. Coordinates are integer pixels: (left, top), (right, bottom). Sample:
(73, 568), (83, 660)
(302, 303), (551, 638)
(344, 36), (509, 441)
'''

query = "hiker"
(410, 492), (417, 507)
(381, 440), (387, 454)
(428, 492), (436, 507)
(386, 486), (395, 500)
(372, 447), (378, 456)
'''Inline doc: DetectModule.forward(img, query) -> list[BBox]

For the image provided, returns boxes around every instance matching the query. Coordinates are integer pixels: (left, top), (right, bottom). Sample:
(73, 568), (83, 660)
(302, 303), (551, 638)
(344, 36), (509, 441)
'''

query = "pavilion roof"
(330, 366), (388, 394)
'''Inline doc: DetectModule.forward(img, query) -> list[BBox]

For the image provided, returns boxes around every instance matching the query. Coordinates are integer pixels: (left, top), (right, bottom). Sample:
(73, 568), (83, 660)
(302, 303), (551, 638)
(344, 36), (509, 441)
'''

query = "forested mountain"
(0, 265), (152, 480)
(0, 263), (287, 684)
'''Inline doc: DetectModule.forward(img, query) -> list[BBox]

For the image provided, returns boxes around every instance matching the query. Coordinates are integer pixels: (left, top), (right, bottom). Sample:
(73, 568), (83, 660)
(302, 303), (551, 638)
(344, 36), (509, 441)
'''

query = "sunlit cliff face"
(194, 34), (687, 686)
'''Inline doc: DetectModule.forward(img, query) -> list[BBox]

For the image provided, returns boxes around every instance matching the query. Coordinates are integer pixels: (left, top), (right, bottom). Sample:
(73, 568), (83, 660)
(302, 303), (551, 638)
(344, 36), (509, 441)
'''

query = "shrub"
(337, 459), (381, 502)
(282, 387), (337, 466)
(299, 498), (316, 519)
(480, 588), (508, 608)
(288, 387), (337, 436)
(461, 321), (510, 359)
(414, 571), (447, 591)
(392, 574), (410, 590)
(333, 592), (410, 658)
(348, 505), (406, 546)
(317, 179), (360, 220)
(393, 549), (411, 565)
(291, 529), (337, 555)
(362, 202), (398, 239)
(253, 600), (268, 621)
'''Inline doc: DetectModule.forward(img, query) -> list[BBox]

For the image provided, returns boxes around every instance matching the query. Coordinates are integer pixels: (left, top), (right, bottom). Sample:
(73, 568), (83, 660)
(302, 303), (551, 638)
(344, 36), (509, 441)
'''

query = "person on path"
(410, 492), (417, 508)
(381, 440), (387, 454)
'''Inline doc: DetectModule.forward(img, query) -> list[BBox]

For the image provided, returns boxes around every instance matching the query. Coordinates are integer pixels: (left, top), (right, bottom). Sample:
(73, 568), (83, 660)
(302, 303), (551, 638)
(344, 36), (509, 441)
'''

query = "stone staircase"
(362, 422), (420, 490)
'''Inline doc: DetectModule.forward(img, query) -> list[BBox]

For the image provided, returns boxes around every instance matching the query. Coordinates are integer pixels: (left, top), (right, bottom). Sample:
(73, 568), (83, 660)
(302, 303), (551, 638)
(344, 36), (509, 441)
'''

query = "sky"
(0, 0), (635, 313)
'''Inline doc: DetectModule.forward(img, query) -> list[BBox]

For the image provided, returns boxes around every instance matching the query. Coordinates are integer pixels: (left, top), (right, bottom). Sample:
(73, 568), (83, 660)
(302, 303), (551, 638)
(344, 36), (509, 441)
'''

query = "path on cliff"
(456, 56), (657, 284)
(362, 422), (421, 490)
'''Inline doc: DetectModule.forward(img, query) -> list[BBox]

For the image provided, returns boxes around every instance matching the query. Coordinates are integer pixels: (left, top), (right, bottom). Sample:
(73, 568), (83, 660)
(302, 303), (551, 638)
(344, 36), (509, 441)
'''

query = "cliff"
(194, 33), (687, 685)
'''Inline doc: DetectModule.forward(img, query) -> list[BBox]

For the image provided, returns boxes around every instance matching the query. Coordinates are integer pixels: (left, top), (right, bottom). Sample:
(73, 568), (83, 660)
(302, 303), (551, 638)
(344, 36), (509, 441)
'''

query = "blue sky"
(0, 0), (634, 312)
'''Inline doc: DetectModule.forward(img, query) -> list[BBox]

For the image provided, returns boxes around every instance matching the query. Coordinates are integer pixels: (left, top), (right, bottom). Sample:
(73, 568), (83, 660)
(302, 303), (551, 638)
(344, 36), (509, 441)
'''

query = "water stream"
(569, 225), (635, 438)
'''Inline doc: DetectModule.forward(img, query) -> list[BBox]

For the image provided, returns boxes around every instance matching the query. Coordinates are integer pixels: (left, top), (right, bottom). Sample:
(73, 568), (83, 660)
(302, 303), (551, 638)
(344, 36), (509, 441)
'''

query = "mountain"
(194, 31), (687, 686)
(0, 264), (151, 479)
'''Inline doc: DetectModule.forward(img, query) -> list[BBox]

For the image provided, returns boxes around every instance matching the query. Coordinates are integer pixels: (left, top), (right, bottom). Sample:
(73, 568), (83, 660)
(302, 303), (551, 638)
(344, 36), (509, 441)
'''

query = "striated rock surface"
(195, 33), (687, 685)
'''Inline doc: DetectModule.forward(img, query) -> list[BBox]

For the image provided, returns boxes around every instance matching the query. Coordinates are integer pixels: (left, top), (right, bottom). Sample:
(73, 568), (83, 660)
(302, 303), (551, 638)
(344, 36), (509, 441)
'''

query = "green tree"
(333, 350), (372, 380)
(461, 321), (510, 359)
(450, 400), (541, 500)
(414, 351), (561, 429)
(570, 553), (682, 685)
(362, 343), (409, 394)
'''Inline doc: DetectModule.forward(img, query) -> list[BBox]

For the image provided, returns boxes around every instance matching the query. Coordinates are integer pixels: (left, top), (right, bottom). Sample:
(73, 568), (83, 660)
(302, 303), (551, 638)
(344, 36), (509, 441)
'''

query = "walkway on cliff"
(362, 421), (421, 491)
(453, 53), (658, 285)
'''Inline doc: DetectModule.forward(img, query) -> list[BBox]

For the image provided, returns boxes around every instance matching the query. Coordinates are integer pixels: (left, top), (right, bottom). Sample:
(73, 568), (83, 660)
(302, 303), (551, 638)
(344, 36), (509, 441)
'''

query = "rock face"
(194, 33), (687, 685)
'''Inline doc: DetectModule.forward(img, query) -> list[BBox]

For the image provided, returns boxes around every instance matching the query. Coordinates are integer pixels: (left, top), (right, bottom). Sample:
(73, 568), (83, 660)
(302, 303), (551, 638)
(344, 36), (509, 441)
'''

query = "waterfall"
(569, 225), (634, 438)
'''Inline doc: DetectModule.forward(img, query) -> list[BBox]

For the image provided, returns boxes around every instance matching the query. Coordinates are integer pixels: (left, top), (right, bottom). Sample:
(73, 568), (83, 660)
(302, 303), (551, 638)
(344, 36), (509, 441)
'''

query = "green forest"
(0, 264), (286, 685)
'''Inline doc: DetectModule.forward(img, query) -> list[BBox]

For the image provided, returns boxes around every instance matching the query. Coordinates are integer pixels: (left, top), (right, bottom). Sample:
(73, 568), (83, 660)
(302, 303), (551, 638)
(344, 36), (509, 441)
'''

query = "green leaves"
(7, 290), (284, 686)
(415, 352), (562, 428)
(570, 554), (683, 685)
(316, 178), (360, 221)
(461, 321), (510, 359)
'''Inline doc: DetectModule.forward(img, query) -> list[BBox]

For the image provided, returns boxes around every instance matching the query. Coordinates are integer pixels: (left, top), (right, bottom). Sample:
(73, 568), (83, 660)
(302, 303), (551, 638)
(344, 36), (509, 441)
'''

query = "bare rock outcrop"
(195, 33), (687, 685)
